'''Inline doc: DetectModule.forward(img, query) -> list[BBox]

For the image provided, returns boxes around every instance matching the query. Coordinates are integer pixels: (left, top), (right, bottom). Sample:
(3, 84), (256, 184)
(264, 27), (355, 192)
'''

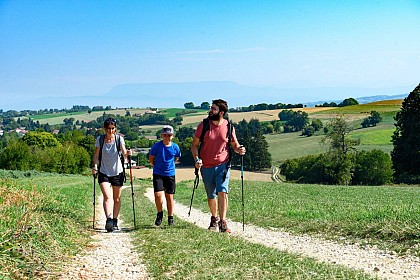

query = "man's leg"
(218, 192), (228, 221)
(207, 197), (217, 217)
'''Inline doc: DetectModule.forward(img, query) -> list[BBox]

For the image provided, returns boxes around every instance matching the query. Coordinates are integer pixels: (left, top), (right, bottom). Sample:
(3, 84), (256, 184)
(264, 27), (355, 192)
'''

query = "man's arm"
(191, 136), (202, 168)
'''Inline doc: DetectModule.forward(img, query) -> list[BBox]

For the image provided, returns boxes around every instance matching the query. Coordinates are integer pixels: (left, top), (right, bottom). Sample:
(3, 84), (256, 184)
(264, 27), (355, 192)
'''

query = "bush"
(353, 150), (393, 185)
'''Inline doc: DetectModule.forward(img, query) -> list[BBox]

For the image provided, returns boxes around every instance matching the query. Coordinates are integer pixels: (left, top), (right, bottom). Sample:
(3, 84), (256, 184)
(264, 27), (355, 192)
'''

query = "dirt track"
(130, 166), (274, 182)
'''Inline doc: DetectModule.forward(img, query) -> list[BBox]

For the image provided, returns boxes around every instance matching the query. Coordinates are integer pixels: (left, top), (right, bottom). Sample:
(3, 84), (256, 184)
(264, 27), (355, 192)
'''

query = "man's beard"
(208, 112), (220, 120)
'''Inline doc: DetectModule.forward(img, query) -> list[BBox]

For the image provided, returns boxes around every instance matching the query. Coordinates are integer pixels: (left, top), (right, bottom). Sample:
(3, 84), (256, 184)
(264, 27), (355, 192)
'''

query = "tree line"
(1, 85), (419, 185)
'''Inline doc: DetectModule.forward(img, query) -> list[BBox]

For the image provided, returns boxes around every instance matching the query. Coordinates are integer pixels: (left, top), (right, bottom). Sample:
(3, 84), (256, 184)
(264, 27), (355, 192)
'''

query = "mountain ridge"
(1, 81), (412, 111)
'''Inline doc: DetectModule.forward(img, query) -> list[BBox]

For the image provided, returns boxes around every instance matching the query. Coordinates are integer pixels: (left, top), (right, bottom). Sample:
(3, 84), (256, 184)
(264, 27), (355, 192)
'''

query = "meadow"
(2, 170), (418, 279)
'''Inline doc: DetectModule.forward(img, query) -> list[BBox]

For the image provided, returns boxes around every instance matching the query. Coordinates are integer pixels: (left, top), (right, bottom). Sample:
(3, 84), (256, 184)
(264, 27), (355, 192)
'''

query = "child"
(149, 125), (181, 226)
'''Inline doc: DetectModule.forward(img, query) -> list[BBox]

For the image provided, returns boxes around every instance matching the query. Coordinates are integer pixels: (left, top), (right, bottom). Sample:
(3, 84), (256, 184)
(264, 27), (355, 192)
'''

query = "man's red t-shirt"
(194, 119), (237, 168)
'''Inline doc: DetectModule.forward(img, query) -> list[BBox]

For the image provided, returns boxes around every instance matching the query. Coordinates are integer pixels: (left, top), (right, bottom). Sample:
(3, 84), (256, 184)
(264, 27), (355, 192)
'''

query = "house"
(15, 127), (28, 137)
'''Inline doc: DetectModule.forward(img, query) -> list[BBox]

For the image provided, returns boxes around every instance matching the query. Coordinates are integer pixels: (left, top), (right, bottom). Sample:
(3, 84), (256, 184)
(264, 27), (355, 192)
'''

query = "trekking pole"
(241, 150), (245, 231)
(188, 168), (200, 216)
(93, 173), (97, 229)
(128, 153), (137, 229)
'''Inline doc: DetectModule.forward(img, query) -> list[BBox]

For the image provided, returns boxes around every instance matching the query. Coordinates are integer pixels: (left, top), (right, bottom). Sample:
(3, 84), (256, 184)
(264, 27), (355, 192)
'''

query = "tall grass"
(121, 179), (375, 279)
(0, 171), (93, 279)
(175, 179), (420, 257)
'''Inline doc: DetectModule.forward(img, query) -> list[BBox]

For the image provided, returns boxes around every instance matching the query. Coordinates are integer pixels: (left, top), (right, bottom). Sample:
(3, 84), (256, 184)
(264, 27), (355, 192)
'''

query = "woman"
(92, 117), (131, 232)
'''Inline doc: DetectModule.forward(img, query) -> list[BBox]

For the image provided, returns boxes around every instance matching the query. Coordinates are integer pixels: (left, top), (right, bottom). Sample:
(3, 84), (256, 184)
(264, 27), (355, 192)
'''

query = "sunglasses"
(104, 117), (117, 126)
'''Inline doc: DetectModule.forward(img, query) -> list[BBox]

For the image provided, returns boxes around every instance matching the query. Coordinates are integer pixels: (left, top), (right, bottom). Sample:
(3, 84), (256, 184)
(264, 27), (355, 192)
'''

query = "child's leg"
(165, 193), (174, 216)
(154, 191), (164, 212)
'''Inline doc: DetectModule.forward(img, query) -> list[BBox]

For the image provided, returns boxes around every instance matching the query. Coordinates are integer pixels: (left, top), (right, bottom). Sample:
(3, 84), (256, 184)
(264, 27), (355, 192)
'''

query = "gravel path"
(58, 183), (419, 280)
(144, 188), (420, 280)
(59, 186), (149, 280)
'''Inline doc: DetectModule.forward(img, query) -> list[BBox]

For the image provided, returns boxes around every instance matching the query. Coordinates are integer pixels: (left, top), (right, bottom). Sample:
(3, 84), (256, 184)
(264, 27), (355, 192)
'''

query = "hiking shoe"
(155, 212), (163, 226)
(168, 217), (175, 226)
(208, 216), (219, 231)
(105, 218), (114, 232)
(218, 219), (231, 233)
(112, 218), (119, 231)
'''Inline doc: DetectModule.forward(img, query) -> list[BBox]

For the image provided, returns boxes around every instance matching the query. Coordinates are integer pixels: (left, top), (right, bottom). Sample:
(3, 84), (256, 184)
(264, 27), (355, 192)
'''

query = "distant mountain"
(104, 81), (411, 108)
(1, 81), (413, 111)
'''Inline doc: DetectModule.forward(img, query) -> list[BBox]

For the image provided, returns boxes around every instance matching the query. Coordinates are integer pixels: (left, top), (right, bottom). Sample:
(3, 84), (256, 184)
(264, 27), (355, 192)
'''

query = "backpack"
(98, 134), (126, 183)
(199, 118), (233, 182)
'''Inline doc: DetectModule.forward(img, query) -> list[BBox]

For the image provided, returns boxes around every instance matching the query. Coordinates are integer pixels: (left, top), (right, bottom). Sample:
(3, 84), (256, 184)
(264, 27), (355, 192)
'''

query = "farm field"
(22, 99), (403, 167)
(27, 108), (151, 125)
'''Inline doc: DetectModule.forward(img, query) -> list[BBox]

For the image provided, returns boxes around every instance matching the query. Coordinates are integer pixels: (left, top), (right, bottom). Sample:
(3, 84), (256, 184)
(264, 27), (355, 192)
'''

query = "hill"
(2, 81), (412, 111)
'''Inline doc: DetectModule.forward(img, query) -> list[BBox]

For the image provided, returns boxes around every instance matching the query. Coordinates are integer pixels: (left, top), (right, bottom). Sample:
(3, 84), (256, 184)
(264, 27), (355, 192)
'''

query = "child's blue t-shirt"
(150, 141), (181, 176)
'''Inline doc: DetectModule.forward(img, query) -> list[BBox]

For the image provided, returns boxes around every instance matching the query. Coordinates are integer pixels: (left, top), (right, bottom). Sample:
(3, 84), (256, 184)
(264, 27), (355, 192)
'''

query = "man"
(191, 99), (246, 233)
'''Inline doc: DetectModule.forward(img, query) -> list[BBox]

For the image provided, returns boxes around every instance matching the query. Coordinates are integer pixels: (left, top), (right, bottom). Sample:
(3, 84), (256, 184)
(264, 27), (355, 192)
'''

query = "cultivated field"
(131, 166), (273, 182)
(179, 106), (336, 126)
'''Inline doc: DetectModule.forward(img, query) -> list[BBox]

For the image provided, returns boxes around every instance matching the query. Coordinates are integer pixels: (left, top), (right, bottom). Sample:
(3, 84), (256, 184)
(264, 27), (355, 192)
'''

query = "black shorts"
(153, 174), (176, 194)
(98, 172), (125, 186)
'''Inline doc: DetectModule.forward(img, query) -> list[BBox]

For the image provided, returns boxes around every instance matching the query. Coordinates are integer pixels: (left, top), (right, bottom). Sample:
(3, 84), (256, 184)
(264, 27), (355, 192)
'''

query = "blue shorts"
(200, 163), (230, 199)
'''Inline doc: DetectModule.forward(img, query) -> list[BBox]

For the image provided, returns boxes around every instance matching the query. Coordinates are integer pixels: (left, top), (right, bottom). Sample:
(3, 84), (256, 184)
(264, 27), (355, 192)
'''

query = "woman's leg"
(100, 182), (113, 219)
(112, 185), (123, 219)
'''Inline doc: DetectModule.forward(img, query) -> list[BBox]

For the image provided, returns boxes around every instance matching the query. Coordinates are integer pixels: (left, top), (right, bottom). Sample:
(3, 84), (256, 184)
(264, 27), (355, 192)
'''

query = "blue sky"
(1, 1), (419, 110)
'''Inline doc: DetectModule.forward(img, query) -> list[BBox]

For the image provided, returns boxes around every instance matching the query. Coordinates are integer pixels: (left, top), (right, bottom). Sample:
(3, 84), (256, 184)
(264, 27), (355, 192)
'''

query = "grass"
(349, 127), (394, 145)
(0, 170), (93, 279)
(266, 132), (327, 165)
(174, 179), (420, 257)
(2, 171), (417, 279)
(317, 102), (402, 115)
(121, 179), (376, 279)
(266, 108), (399, 165)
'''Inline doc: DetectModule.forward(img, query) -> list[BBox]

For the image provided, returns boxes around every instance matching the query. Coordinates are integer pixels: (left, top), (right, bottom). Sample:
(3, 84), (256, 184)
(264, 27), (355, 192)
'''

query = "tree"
(321, 116), (359, 185)
(353, 150), (393, 185)
(234, 119), (271, 171)
(0, 140), (31, 170)
(361, 111), (382, 128)
(311, 119), (323, 131)
(200, 102), (210, 110)
(176, 137), (195, 166)
(391, 83), (420, 184)
(278, 109), (294, 121)
(286, 111), (309, 132)
(22, 131), (60, 148)
(176, 127), (195, 142)
(302, 126), (315, 137)
(184, 102), (195, 109)
(339, 98), (359, 107)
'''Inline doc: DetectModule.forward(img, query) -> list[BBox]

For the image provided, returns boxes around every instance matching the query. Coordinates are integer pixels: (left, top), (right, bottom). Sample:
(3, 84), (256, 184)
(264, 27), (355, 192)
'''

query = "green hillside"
(18, 100), (402, 166)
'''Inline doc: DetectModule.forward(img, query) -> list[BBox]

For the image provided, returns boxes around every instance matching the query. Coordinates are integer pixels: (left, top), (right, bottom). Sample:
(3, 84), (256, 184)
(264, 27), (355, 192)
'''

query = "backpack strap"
(98, 134), (105, 172)
(222, 120), (233, 182)
(115, 134), (126, 183)
(198, 118), (210, 157)
(98, 134), (126, 183)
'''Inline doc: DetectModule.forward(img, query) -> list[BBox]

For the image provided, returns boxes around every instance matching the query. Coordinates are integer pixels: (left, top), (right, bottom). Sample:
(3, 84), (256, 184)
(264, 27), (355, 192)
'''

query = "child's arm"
(149, 155), (155, 167)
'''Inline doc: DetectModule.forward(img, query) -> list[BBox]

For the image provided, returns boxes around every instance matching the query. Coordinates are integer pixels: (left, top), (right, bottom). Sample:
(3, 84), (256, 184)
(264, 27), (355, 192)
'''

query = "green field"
(1, 167), (418, 278)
